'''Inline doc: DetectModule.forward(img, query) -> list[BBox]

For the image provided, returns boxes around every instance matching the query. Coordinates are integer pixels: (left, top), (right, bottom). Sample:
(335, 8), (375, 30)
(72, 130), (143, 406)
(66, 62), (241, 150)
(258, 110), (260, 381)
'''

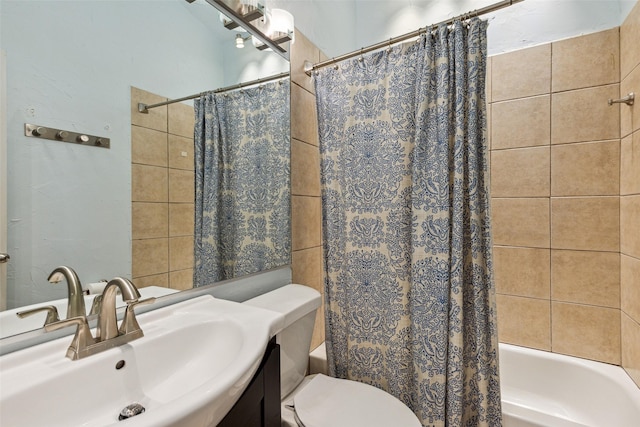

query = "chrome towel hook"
(608, 92), (634, 106)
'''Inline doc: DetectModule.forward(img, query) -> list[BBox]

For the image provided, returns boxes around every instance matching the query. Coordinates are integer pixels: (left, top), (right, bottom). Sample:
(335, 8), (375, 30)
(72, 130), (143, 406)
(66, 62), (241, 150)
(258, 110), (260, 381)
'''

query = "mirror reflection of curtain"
(194, 79), (290, 287)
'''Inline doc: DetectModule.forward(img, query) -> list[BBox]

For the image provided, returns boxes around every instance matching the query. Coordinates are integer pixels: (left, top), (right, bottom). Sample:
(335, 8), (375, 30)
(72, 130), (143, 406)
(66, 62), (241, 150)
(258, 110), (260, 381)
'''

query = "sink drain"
(118, 403), (145, 421)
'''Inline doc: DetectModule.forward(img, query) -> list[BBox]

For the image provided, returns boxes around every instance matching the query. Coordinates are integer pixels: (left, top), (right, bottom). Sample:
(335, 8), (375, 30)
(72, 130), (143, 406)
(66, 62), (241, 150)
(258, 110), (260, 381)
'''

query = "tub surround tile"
(169, 203), (194, 237)
(131, 126), (168, 167)
(491, 147), (550, 197)
(621, 0), (640, 79)
(132, 238), (169, 278)
(311, 299), (326, 351)
(292, 138), (321, 196)
(492, 198), (550, 248)
(621, 254), (640, 324)
(168, 134), (194, 171)
(291, 29), (320, 94)
(131, 87), (197, 295)
(168, 169), (194, 203)
(486, 56), (492, 104)
(133, 273), (169, 289)
(132, 202), (168, 240)
(132, 164), (168, 202)
(168, 102), (195, 139)
(622, 313), (640, 387)
(487, 104), (492, 151)
(292, 196), (322, 251)
(169, 236), (194, 271)
(291, 83), (319, 146)
(619, 2), (640, 382)
(491, 95), (550, 150)
(551, 85), (620, 145)
(551, 197), (619, 252)
(496, 294), (551, 351)
(620, 64), (640, 137)
(551, 140), (620, 196)
(489, 26), (640, 368)
(494, 246), (550, 299)
(492, 44), (551, 102)
(621, 132), (640, 195)
(551, 28), (619, 93)
(290, 32), (326, 347)
(621, 195), (640, 259)
(551, 250), (620, 308)
(552, 302), (621, 365)
(131, 87), (167, 132)
(169, 269), (194, 291)
(292, 246), (324, 295)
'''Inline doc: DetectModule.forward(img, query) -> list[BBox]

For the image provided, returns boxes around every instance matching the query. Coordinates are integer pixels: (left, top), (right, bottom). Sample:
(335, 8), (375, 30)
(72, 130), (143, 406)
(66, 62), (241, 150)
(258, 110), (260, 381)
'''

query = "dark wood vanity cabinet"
(217, 337), (281, 427)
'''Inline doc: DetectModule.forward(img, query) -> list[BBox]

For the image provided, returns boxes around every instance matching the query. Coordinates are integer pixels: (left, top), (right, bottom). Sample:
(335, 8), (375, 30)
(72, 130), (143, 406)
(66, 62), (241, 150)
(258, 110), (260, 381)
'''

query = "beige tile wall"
(620, 1), (640, 387)
(290, 29), (325, 351)
(131, 87), (195, 291)
(490, 27), (623, 364)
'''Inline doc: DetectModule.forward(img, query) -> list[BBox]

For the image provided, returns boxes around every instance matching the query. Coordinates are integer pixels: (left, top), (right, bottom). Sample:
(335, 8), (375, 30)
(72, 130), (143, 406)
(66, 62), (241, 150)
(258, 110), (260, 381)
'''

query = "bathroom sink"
(0, 295), (284, 427)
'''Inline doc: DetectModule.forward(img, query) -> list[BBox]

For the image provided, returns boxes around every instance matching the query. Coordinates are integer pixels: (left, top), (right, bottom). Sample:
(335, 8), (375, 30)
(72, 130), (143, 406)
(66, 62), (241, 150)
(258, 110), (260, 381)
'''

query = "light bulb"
(236, 34), (245, 48)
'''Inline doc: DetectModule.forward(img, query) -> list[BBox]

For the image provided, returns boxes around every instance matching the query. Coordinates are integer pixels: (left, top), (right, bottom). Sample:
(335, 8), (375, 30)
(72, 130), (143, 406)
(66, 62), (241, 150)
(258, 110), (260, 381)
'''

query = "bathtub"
(500, 343), (640, 427)
(310, 342), (640, 426)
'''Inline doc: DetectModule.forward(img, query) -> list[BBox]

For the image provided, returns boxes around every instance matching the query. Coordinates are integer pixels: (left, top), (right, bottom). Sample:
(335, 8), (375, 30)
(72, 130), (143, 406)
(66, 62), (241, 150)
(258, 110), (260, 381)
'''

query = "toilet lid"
(292, 374), (421, 427)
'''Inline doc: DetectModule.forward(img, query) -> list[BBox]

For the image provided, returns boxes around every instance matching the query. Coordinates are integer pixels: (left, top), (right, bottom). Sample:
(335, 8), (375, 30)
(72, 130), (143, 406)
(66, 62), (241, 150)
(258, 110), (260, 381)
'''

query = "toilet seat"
(289, 374), (421, 427)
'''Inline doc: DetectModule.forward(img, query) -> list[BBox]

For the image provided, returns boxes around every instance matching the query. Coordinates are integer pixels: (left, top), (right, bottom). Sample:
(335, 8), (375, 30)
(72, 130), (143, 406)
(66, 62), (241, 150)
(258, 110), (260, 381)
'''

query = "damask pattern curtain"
(314, 19), (501, 426)
(194, 79), (290, 286)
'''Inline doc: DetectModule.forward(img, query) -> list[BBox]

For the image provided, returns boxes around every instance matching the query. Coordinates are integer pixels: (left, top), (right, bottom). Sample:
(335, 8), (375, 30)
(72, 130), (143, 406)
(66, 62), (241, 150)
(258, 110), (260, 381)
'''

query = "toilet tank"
(244, 284), (321, 398)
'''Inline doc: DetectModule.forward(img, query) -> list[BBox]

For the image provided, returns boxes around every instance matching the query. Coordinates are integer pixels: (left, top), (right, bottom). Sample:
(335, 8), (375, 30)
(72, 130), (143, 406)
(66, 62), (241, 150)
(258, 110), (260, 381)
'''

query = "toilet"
(245, 284), (422, 427)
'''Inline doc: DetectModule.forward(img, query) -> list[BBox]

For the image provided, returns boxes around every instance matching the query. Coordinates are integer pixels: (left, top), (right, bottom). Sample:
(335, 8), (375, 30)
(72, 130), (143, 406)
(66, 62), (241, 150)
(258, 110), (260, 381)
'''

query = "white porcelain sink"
(0, 295), (284, 427)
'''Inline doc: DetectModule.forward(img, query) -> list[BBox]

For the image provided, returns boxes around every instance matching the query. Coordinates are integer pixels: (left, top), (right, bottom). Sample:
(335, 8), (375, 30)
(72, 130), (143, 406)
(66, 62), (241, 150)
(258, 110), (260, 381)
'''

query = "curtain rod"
(138, 71), (290, 114)
(304, 0), (524, 76)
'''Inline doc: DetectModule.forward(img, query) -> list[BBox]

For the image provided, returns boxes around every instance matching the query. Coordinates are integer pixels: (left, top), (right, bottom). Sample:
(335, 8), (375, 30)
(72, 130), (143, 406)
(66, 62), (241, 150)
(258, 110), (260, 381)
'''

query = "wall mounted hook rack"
(24, 124), (110, 149)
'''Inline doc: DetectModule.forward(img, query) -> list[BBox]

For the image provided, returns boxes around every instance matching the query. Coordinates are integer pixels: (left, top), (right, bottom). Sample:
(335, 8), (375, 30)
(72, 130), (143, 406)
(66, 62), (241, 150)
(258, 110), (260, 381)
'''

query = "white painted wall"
(279, 0), (637, 58)
(1, 48), (7, 311)
(0, 0), (227, 309)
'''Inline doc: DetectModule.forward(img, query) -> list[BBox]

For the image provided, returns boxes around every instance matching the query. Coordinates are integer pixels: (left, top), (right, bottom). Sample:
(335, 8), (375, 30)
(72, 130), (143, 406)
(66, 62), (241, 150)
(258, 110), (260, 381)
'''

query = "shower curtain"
(194, 79), (290, 286)
(314, 19), (501, 426)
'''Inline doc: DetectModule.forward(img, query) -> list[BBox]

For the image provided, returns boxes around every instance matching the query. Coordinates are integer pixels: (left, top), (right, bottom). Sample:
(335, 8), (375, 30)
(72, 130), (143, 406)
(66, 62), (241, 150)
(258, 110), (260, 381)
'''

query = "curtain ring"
(358, 48), (364, 62)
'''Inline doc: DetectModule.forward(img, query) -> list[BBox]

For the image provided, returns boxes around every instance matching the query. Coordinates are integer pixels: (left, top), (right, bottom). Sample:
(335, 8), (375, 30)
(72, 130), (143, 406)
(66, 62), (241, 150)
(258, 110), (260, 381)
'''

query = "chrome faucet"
(45, 277), (155, 360)
(48, 266), (86, 319)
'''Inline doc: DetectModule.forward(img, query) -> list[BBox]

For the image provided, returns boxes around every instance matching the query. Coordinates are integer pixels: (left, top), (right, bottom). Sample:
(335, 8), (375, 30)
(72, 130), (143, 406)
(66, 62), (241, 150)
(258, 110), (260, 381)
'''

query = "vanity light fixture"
(253, 8), (294, 51)
(235, 33), (251, 48)
(193, 0), (292, 57)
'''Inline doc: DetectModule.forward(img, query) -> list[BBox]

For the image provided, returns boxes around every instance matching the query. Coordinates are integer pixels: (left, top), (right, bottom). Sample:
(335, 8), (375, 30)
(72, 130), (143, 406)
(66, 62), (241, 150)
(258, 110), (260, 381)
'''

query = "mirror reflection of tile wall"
(130, 87), (195, 292)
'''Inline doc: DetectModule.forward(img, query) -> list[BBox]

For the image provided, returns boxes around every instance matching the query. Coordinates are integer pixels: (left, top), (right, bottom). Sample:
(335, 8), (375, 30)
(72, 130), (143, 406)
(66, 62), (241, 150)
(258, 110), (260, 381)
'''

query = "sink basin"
(0, 295), (284, 427)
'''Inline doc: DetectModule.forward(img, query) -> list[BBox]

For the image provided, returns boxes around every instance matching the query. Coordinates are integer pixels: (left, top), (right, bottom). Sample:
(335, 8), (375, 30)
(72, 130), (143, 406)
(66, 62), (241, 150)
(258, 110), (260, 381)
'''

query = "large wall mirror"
(0, 0), (290, 339)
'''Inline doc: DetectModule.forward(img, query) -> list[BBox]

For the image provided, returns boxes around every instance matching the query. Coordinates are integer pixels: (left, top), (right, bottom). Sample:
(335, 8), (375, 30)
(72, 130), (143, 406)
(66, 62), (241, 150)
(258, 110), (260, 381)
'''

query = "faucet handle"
(89, 294), (103, 316)
(16, 305), (61, 326)
(45, 316), (96, 360)
(119, 297), (156, 336)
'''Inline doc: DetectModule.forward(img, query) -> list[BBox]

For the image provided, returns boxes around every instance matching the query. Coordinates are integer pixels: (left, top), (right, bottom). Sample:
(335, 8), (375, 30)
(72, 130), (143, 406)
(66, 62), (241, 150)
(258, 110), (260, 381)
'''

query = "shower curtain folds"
(314, 18), (501, 427)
